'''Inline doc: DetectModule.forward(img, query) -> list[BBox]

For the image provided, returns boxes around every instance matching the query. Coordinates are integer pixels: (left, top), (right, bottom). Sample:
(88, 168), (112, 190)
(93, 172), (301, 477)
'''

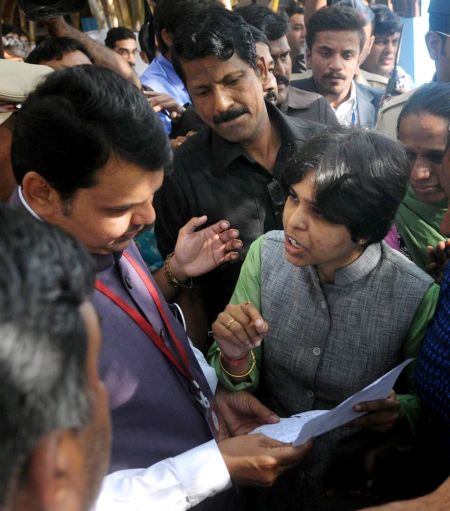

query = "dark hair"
(0, 205), (94, 501)
(306, 5), (366, 51)
(285, 3), (304, 18)
(1, 23), (17, 36)
(397, 82), (450, 134)
(25, 36), (93, 65)
(139, 21), (156, 62)
(337, 0), (374, 27)
(172, 6), (257, 83)
(154, 0), (221, 55)
(104, 26), (136, 48)
(12, 65), (171, 201)
(371, 4), (402, 37)
(249, 25), (270, 48)
(283, 127), (410, 244)
(235, 4), (289, 41)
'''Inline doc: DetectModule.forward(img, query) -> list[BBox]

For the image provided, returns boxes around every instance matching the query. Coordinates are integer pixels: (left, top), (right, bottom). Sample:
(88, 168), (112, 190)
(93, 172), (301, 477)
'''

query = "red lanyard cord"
(95, 256), (192, 381)
(123, 252), (192, 373)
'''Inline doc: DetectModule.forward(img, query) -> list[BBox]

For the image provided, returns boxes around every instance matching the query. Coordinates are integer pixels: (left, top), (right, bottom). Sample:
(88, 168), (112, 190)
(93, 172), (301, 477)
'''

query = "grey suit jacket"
(291, 76), (383, 128)
(280, 85), (340, 127)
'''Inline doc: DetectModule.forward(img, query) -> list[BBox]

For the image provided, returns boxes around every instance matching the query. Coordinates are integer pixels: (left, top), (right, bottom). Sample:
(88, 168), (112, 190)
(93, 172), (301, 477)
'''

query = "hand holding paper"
(252, 359), (413, 445)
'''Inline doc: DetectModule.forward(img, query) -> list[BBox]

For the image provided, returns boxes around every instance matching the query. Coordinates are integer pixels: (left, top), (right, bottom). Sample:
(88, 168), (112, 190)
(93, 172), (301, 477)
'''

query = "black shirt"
(154, 101), (324, 324)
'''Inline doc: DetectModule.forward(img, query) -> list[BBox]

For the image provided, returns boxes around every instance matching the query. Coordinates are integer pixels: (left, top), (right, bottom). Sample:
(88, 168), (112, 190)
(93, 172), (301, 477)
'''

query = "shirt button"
(306, 390), (314, 398)
(312, 347), (321, 356)
(321, 301), (326, 309)
(299, 470), (306, 480)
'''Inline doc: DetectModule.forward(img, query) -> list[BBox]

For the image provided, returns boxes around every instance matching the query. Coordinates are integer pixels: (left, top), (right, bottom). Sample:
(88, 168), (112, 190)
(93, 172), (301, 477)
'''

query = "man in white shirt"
(292, 4), (382, 128)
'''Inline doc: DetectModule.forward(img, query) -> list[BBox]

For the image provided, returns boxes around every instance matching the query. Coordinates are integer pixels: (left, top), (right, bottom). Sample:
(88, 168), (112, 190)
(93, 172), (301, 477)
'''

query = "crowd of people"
(0, 0), (449, 510)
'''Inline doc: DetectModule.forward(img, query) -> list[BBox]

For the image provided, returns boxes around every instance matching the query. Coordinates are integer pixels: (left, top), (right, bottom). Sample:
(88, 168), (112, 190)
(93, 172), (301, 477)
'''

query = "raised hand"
(170, 216), (242, 281)
(213, 302), (268, 361)
(143, 90), (185, 120)
(426, 239), (450, 283)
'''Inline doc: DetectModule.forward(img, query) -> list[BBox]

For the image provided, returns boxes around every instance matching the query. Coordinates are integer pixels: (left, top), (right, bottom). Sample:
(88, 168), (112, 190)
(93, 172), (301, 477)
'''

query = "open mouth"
(285, 234), (307, 254)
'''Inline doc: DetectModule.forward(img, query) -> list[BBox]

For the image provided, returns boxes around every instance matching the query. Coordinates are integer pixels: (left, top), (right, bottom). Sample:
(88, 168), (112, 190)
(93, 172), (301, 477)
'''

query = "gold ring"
(243, 301), (250, 306)
(226, 318), (235, 329)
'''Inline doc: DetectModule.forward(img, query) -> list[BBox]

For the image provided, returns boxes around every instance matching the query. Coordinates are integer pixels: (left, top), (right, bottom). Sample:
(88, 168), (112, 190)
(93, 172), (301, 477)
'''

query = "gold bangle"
(164, 252), (193, 289)
(219, 350), (256, 378)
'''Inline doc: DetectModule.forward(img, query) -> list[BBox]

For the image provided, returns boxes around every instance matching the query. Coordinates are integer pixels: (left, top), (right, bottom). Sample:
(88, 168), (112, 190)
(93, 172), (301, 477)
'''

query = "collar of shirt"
(333, 80), (357, 126)
(211, 101), (307, 177)
(91, 251), (116, 272)
(320, 242), (382, 287)
(155, 54), (189, 99)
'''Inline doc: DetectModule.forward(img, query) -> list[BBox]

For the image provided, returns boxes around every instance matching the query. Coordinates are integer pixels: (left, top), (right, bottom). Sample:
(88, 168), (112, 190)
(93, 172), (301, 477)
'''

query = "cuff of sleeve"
(173, 440), (231, 507)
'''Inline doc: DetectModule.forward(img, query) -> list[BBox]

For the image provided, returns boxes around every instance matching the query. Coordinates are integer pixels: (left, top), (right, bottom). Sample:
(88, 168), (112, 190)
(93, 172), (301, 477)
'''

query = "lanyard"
(96, 252), (218, 435)
(95, 252), (192, 381)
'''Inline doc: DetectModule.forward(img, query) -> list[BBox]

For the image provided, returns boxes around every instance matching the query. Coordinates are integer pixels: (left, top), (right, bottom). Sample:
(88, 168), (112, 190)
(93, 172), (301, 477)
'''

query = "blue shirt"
(140, 54), (191, 134)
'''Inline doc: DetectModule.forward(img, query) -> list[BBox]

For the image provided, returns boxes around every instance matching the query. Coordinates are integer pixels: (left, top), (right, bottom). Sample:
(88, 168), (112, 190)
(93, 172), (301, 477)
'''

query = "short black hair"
(172, 6), (257, 83)
(249, 25), (270, 48)
(1, 23), (17, 36)
(306, 5), (366, 51)
(371, 4), (402, 37)
(398, 82), (450, 133)
(104, 26), (136, 48)
(285, 3), (304, 18)
(0, 204), (94, 501)
(235, 4), (289, 41)
(12, 65), (171, 201)
(25, 36), (93, 64)
(154, 0), (221, 55)
(283, 127), (410, 244)
(139, 21), (156, 62)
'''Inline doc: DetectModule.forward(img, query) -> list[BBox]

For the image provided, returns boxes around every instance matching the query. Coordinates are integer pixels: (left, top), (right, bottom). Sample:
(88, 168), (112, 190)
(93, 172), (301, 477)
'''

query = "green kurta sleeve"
(207, 236), (265, 392)
(397, 282), (440, 436)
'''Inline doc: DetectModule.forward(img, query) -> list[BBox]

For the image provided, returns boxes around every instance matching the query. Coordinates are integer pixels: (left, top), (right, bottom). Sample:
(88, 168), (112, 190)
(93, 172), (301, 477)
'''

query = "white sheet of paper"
(252, 358), (413, 446)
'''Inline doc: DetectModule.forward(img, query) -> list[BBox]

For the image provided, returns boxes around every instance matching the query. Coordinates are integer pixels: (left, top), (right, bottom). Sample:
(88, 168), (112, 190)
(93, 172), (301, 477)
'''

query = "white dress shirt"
(333, 80), (358, 126)
(91, 344), (231, 511)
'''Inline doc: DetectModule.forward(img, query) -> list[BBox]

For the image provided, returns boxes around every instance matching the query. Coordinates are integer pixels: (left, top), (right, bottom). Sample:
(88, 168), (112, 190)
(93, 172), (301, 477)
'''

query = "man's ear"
(21, 171), (63, 221)
(161, 29), (173, 50)
(426, 31), (442, 60)
(256, 55), (269, 85)
(306, 48), (312, 69)
(15, 430), (84, 511)
(364, 35), (375, 63)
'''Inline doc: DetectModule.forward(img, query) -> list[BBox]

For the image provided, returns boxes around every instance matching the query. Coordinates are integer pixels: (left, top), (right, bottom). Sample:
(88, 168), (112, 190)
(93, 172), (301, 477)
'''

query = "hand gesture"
(349, 390), (404, 434)
(426, 240), (450, 283)
(143, 90), (185, 120)
(171, 216), (242, 280)
(214, 385), (279, 439)
(213, 303), (268, 361)
(219, 434), (312, 487)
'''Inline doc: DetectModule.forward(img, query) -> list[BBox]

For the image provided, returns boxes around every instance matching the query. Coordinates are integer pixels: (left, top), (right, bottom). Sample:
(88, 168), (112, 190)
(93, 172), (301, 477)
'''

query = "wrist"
(163, 252), (192, 289)
(169, 251), (190, 281)
(45, 16), (68, 36)
(220, 351), (250, 367)
(219, 351), (256, 379)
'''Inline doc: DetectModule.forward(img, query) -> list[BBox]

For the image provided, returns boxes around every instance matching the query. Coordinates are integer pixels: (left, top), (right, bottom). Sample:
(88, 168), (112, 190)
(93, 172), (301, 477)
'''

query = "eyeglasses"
(435, 31), (450, 38)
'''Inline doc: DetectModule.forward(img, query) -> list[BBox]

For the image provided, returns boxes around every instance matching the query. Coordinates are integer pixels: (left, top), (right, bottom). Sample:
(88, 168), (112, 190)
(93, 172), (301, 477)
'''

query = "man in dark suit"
(292, 4), (382, 128)
(235, 4), (339, 127)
